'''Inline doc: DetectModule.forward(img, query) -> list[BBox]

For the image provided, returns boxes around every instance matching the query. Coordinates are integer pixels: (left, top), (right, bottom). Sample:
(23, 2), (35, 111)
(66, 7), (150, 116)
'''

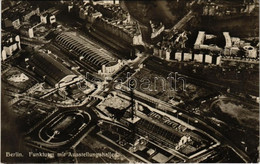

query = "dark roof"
(2, 12), (20, 21)
(2, 1), (39, 21)
(28, 52), (76, 86)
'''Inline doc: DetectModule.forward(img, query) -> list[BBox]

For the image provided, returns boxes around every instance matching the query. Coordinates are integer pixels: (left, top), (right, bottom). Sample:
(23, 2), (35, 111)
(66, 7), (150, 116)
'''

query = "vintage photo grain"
(1, 0), (259, 163)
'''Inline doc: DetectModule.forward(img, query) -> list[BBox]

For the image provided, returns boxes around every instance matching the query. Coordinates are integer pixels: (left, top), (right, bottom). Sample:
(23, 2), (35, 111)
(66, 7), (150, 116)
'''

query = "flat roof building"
(1, 32), (21, 60)
(194, 31), (205, 49)
(223, 32), (232, 48)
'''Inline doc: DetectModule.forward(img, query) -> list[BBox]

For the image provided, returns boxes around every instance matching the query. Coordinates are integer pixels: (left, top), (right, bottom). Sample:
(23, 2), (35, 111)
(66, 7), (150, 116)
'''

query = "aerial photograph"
(1, 0), (259, 163)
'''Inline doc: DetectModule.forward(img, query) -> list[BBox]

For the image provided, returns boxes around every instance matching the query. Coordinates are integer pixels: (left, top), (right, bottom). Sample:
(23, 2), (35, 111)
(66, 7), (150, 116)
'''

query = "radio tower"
(130, 88), (135, 120)
(130, 87), (135, 142)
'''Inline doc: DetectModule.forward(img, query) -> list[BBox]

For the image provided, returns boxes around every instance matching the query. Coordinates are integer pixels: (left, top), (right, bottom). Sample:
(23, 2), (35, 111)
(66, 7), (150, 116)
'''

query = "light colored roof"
(223, 32), (232, 48)
(194, 31), (205, 46)
(56, 32), (116, 68)
(152, 153), (168, 163)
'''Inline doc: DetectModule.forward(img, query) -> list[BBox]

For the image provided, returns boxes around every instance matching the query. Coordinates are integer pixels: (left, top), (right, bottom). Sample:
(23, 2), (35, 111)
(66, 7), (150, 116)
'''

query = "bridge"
(170, 11), (195, 31)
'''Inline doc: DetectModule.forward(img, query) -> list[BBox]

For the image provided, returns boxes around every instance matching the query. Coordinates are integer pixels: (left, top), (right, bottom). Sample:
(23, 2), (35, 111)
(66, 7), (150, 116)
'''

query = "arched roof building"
(55, 32), (117, 69)
(28, 52), (78, 87)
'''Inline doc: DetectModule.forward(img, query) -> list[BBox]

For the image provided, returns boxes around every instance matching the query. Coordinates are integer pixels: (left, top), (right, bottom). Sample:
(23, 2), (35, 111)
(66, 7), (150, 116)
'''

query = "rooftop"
(2, 1), (39, 21)
(28, 51), (76, 87)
